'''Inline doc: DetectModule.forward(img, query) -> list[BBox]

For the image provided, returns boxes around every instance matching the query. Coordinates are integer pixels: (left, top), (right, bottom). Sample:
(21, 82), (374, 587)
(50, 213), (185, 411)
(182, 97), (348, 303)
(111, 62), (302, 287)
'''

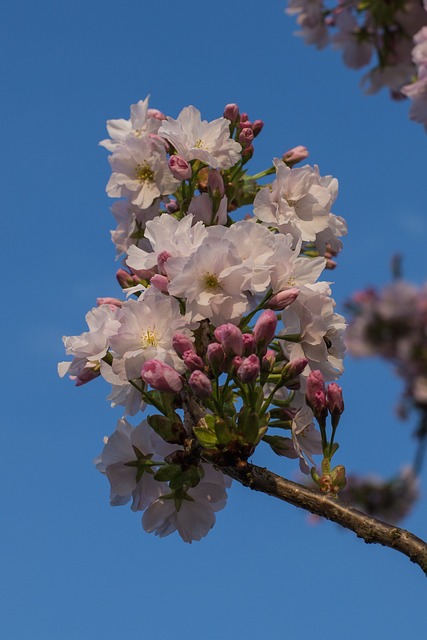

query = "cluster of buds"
(60, 98), (348, 542)
(305, 370), (346, 494)
(286, 0), (427, 130)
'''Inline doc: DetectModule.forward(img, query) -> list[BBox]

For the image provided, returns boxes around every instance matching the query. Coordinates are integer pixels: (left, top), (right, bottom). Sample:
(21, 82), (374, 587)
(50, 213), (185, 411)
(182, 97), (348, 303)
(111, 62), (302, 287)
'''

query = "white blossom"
(100, 96), (164, 152)
(106, 136), (179, 209)
(109, 287), (194, 381)
(158, 105), (241, 169)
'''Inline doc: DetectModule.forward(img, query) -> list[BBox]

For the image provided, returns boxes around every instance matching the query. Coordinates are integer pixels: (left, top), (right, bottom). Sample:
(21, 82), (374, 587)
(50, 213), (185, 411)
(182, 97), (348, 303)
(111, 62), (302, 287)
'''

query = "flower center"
(141, 328), (159, 347)
(202, 272), (221, 291)
(194, 138), (205, 149)
(135, 162), (154, 183)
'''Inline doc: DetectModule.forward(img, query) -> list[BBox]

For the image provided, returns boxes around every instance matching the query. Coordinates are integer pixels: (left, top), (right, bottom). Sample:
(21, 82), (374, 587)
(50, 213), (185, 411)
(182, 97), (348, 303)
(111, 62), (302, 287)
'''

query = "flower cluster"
(60, 98), (348, 542)
(285, 0), (427, 130)
(345, 277), (427, 415)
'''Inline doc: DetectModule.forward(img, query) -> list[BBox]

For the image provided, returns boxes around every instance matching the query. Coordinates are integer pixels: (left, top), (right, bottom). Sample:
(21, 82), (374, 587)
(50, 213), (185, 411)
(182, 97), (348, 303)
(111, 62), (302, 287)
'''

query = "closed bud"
(252, 119), (264, 137)
(242, 145), (254, 162)
(282, 145), (309, 167)
(173, 333), (196, 358)
(261, 349), (276, 372)
(150, 274), (169, 293)
(327, 383), (344, 415)
(281, 357), (308, 380)
(206, 342), (225, 372)
(239, 127), (254, 147)
(141, 359), (183, 394)
(242, 333), (257, 356)
(214, 323), (243, 357)
(327, 383), (344, 428)
(183, 350), (205, 372)
(188, 370), (213, 399)
(116, 268), (140, 289)
(75, 367), (101, 386)
(306, 370), (327, 419)
(237, 354), (260, 383)
(230, 356), (244, 374)
(268, 288), (299, 310)
(253, 310), (278, 356)
(223, 103), (240, 122)
(168, 155), (192, 181)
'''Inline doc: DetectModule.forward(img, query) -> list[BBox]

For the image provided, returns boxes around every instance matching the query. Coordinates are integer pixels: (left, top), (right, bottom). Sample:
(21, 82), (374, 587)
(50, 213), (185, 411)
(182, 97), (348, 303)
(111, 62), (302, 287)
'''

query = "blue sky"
(1, 1), (426, 638)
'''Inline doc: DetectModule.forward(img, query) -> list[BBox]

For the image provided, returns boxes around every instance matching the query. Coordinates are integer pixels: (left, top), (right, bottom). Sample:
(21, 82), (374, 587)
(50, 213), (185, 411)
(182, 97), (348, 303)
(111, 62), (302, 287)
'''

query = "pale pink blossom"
(158, 105), (241, 169)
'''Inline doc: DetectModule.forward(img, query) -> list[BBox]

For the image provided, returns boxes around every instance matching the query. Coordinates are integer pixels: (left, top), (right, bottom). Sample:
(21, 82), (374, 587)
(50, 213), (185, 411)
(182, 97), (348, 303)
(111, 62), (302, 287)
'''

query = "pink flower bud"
(96, 297), (123, 308)
(242, 333), (257, 356)
(223, 103), (240, 122)
(116, 268), (140, 289)
(150, 274), (169, 293)
(306, 369), (326, 395)
(75, 367), (101, 386)
(207, 342), (225, 372)
(327, 383), (344, 416)
(208, 169), (225, 197)
(242, 145), (254, 161)
(168, 155), (192, 181)
(230, 356), (244, 373)
(237, 354), (260, 383)
(268, 288), (299, 310)
(261, 349), (276, 372)
(239, 127), (254, 147)
(282, 145), (309, 167)
(141, 359), (183, 394)
(252, 119), (264, 137)
(253, 310), (277, 356)
(147, 108), (166, 121)
(214, 323), (243, 357)
(188, 370), (213, 399)
(306, 370), (327, 418)
(173, 333), (196, 357)
(282, 357), (308, 379)
(240, 112), (249, 123)
(183, 350), (205, 372)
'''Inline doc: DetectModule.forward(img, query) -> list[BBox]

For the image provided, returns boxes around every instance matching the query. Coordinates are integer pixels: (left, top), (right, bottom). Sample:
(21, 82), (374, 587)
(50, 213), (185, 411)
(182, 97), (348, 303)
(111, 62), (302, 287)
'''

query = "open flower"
(158, 105), (241, 169)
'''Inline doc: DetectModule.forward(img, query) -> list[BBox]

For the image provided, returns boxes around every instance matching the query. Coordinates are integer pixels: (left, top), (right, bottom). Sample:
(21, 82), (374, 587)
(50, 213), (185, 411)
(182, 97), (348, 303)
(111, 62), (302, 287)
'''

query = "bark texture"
(222, 462), (427, 577)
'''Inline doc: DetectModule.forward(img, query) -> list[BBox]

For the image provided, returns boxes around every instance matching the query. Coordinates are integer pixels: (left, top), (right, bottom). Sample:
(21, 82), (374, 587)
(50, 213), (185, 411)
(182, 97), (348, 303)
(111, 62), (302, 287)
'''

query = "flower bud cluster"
(285, 0), (427, 130)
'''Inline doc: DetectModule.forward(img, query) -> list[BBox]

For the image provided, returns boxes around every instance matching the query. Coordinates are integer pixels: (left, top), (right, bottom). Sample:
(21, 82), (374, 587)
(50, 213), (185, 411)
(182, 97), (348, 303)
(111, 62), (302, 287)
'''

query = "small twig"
(222, 462), (427, 577)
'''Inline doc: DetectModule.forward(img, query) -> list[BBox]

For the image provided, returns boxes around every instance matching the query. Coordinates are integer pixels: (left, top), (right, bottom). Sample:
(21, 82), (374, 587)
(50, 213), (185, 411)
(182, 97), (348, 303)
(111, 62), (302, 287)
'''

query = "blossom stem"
(221, 462), (427, 577)
(249, 166), (275, 181)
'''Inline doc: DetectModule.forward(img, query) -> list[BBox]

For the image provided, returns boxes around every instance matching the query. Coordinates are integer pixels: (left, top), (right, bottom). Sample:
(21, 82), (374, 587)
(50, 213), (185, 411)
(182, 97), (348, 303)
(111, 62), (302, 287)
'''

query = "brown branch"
(222, 462), (427, 577)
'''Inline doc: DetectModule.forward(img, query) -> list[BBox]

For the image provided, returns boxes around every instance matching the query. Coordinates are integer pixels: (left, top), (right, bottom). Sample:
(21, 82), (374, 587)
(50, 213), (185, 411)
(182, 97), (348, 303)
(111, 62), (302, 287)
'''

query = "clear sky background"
(1, 1), (426, 638)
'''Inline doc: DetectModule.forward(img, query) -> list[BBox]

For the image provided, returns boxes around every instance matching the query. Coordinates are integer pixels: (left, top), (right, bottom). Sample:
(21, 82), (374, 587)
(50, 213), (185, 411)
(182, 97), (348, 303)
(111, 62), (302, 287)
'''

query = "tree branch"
(222, 462), (427, 577)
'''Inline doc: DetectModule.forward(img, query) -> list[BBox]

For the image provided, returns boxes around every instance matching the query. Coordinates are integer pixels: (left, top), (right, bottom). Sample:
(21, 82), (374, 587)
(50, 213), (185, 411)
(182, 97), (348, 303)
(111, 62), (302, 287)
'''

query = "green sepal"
(237, 407), (261, 445)
(147, 414), (185, 445)
(153, 463), (182, 483)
